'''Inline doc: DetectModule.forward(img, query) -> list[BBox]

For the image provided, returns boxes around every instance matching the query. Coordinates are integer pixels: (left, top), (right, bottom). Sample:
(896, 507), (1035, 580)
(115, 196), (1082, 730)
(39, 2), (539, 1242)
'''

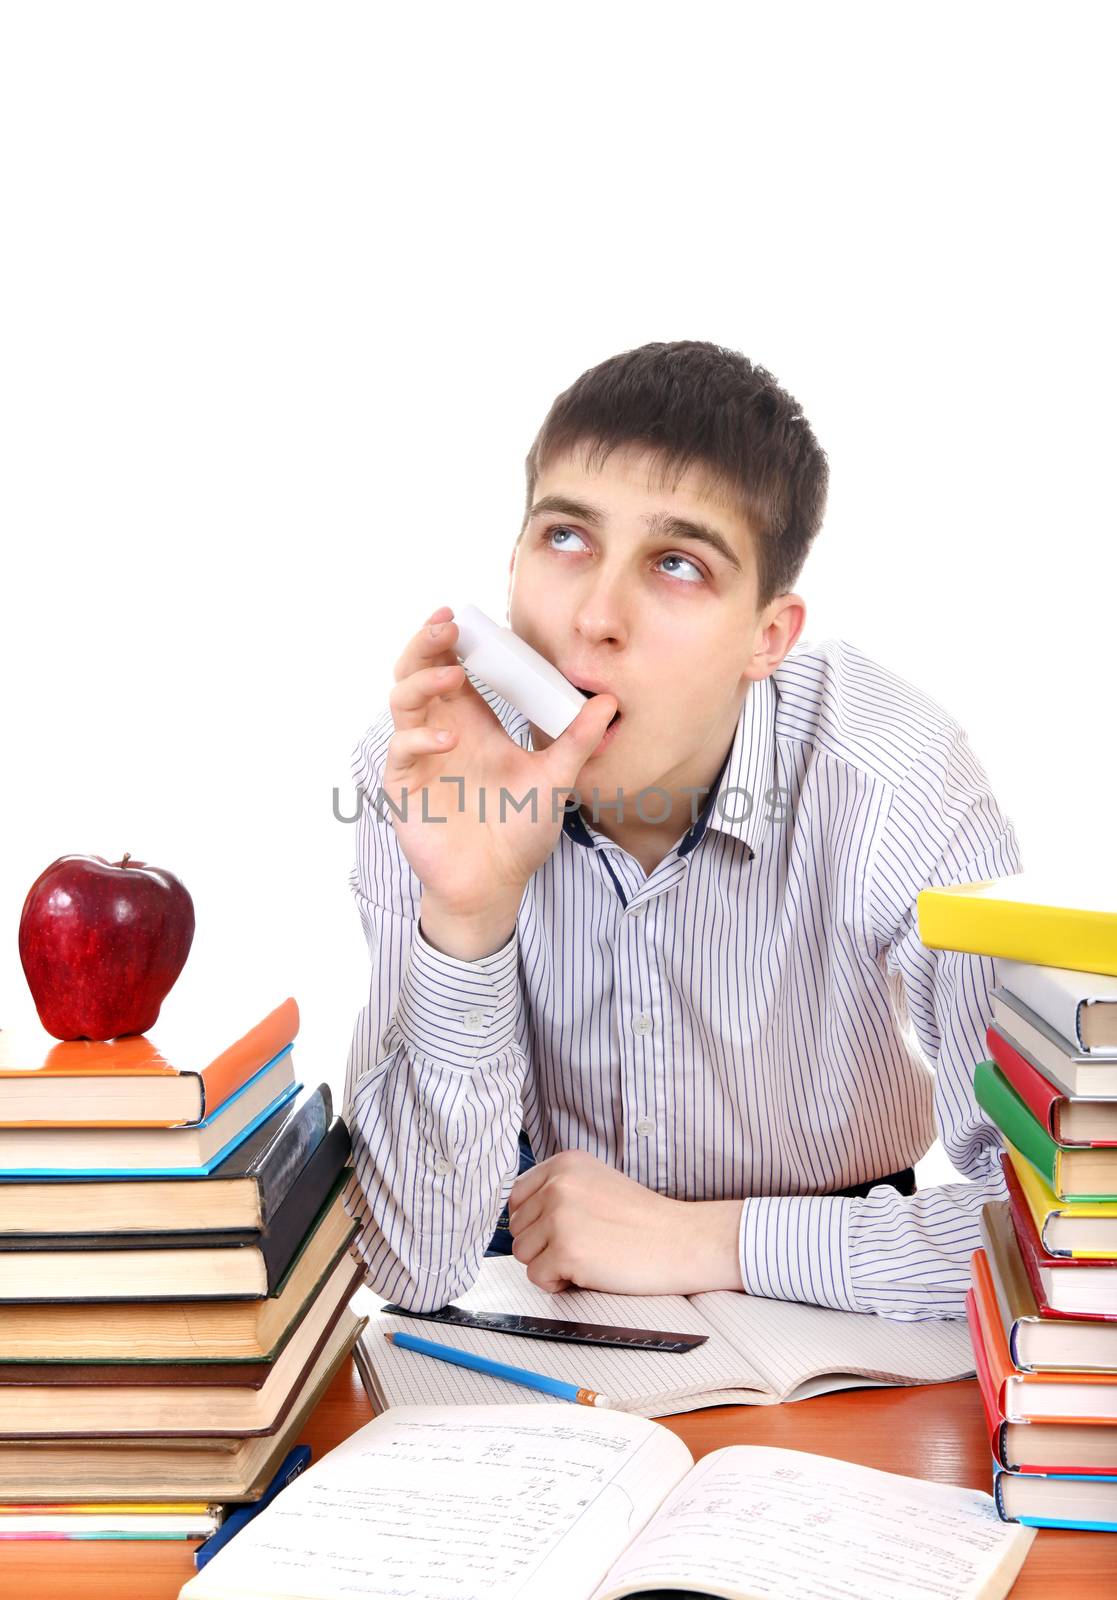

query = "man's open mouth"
(576, 685), (622, 728)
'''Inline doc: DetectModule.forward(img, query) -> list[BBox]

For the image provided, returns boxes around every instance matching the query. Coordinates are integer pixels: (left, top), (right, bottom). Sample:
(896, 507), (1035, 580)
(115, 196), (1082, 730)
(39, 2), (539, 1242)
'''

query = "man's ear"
(746, 594), (807, 683)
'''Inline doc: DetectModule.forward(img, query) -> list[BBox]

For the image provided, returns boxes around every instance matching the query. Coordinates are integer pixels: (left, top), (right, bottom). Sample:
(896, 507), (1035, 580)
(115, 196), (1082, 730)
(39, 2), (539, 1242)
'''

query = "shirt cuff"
(391, 917), (520, 1068)
(738, 1193), (861, 1312)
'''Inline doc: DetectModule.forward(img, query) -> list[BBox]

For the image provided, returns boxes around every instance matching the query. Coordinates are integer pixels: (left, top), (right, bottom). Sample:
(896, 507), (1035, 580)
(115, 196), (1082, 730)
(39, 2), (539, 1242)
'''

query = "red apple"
(18, 853), (195, 1041)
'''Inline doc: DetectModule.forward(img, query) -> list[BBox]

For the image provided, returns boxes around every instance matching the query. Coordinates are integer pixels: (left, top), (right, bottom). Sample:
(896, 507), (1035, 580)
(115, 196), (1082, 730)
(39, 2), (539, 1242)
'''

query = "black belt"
(829, 1165), (916, 1199)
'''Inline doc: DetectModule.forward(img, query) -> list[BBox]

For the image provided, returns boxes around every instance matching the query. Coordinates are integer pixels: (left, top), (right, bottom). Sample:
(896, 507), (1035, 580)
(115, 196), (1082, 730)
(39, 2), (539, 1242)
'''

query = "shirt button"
(462, 1009), (485, 1033)
(431, 1154), (454, 1176)
(631, 1012), (653, 1035)
(635, 1117), (655, 1136)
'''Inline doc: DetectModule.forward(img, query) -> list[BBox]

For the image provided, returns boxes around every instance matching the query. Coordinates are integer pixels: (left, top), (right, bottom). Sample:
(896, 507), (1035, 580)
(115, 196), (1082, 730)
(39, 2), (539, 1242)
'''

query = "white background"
(2, 4), (1114, 1192)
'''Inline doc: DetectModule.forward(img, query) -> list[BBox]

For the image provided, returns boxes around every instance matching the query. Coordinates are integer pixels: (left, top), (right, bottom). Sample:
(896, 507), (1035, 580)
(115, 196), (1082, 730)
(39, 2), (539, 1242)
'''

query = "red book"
(987, 1024), (1117, 1147)
(1001, 1152), (1117, 1319)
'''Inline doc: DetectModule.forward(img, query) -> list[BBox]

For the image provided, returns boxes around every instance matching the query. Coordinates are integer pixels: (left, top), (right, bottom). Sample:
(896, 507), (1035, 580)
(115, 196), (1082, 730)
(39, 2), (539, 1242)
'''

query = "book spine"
(998, 1156), (1104, 1315)
(970, 1249), (1016, 1414)
(1006, 1197), (1056, 1316)
(252, 1086), (332, 1230)
(966, 1287), (1008, 1463)
(972, 1056), (1056, 1196)
(1011, 1515), (1117, 1532)
(979, 1201), (1038, 1368)
(916, 892), (1117, 979)
(991, 1466), (1012, 1523)
(986, 1027), (1061, 1138)
(999, 1148), (1054, 1251)
(974, 1062), (1060, 1192)
(198, 999), (300, 1117)
(256, 1120), (351, 1291)
(197, 1050), (295, 1130)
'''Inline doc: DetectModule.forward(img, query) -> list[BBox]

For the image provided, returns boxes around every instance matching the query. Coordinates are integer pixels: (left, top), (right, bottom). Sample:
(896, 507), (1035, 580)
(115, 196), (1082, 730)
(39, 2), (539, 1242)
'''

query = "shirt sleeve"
(737, 720), (1024, 1319)
(340, 709), (527, 1311)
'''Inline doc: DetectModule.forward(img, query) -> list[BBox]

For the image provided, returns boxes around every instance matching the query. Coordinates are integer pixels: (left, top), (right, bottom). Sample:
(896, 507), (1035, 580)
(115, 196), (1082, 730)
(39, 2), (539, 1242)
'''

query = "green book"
(973, 1059), (1117, 1203)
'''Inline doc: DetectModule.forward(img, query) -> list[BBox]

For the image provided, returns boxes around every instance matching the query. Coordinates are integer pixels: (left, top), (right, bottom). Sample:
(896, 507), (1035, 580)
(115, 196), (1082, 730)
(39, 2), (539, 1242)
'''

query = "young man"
(342, 340), (1021, 1321)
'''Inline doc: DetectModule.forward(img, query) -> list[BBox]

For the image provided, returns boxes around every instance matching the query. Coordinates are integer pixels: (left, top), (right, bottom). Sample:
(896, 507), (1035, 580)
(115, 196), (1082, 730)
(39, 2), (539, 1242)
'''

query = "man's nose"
(571, 568), (629, 647)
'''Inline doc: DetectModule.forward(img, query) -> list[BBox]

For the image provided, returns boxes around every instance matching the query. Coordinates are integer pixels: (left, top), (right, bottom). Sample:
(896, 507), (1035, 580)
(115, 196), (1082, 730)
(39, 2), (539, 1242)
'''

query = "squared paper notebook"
(353, 1256), (975, 1418)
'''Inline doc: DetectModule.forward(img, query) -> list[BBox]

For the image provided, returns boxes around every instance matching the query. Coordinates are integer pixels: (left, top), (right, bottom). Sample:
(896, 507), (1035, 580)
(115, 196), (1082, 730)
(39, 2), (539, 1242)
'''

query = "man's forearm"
(737, 1162), (1007, 1318)
(346, 1047), (523, 1310)
(345, 894), (526, 1310)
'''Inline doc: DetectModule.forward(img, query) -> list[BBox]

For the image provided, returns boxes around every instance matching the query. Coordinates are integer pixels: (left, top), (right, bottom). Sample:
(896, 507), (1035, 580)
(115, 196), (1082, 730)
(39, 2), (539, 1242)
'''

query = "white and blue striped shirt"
(342, 637), (1023, 1320)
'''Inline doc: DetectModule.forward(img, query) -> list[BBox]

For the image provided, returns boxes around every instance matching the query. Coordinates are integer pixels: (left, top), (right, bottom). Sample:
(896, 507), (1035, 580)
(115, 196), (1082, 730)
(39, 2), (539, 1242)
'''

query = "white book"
(350, 1256), (975, 1418)
(177, 1403), (1034, 1600)
(990, 990), (1117, 1098)
(996, 958), (1117, 1055)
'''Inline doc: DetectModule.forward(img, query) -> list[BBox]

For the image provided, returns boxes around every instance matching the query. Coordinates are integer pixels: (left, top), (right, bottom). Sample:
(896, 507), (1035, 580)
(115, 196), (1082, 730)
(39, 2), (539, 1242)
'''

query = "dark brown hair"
(522, 340), (828, 610)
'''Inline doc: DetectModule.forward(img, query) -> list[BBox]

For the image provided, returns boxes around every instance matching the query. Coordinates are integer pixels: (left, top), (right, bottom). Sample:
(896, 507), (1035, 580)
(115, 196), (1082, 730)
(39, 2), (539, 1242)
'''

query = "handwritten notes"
(593, 1446), (1034, 1600)
(179, 1413), (1034, 1600)
(179, 1404), (692, 1600)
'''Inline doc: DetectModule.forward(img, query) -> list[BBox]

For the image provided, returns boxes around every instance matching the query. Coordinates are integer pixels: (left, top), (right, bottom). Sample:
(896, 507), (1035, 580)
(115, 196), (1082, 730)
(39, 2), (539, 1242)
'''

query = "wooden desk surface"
(0, 1361), (1109, 1597)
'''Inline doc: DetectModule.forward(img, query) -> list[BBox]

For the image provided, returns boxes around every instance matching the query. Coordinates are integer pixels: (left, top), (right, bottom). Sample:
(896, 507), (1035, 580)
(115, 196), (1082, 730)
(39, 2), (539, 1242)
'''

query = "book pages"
(179, 1403), (691, 1600)
(352, 1258), (974, 1416)
(592, 1445), (1034, 1600)
(693, 1288), (975, 1399)
(352, 1268), (775, 1415)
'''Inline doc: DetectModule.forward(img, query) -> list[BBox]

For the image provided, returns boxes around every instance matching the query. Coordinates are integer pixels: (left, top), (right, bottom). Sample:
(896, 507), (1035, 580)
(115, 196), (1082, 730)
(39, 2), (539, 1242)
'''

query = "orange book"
(969, 1287), (1117, 1474)
(0, 999), (298, 1128)
(971, 1247), (1117, 1425)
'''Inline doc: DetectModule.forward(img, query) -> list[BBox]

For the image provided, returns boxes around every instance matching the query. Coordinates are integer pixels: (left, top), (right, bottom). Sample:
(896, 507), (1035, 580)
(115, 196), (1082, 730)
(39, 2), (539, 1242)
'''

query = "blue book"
(0, 1049), (299, 1177)
(194, 1447), (312, 1569)
(994, 1463), (1117, 1529)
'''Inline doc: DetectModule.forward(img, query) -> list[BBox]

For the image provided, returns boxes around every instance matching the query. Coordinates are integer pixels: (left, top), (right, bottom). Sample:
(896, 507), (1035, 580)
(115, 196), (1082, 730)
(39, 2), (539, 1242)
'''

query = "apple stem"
(121, 852), (131, 868)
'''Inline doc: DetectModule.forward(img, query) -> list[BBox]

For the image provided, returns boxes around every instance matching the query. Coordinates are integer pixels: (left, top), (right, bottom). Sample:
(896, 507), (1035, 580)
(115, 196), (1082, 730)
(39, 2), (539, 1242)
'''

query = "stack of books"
(918, 872), (1117, 1531)
(0, 998), (364, 1542)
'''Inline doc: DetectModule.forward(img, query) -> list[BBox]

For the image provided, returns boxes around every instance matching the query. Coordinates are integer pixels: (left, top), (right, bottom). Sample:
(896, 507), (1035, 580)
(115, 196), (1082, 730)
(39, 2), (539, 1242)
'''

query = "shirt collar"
(561, 671), (778, 862)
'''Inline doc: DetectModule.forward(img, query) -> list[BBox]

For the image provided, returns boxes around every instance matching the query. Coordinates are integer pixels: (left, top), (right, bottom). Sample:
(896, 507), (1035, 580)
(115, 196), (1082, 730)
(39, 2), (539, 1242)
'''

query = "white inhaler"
(452, 606), (587, 738)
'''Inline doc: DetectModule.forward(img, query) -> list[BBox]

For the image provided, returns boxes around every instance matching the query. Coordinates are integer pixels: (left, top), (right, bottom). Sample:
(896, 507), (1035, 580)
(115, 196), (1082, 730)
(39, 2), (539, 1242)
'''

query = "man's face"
(507, 443), (804, 815)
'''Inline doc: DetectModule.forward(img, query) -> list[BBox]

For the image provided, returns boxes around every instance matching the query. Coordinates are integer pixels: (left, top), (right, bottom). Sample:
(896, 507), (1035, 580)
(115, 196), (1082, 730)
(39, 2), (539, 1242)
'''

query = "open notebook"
(177, 1404), (1033, 1600)
(352, 1256), (975, 1418)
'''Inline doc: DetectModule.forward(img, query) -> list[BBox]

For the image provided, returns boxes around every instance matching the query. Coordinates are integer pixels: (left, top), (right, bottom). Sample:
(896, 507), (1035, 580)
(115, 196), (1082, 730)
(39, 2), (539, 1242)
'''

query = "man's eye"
(659, 554), (703, 584)
(546, 525), (587, 551)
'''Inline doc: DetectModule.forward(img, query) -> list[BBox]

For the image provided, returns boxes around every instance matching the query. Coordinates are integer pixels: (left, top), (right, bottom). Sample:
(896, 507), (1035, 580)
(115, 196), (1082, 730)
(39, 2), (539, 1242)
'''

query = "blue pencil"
(385, 1330), (613, 1407)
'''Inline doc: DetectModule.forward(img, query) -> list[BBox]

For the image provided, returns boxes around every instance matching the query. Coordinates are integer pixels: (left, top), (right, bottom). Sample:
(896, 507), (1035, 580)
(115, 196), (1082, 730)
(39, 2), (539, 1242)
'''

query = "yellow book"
(0, 1502), (213, 1514)
(1004, 1140), (1117, 1259)
(917, 873), (1117, 977)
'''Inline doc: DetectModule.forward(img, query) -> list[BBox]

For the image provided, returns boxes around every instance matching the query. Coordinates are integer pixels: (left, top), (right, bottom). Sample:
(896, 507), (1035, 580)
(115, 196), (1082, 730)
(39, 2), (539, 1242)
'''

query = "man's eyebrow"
(526, 493), (743, 573)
